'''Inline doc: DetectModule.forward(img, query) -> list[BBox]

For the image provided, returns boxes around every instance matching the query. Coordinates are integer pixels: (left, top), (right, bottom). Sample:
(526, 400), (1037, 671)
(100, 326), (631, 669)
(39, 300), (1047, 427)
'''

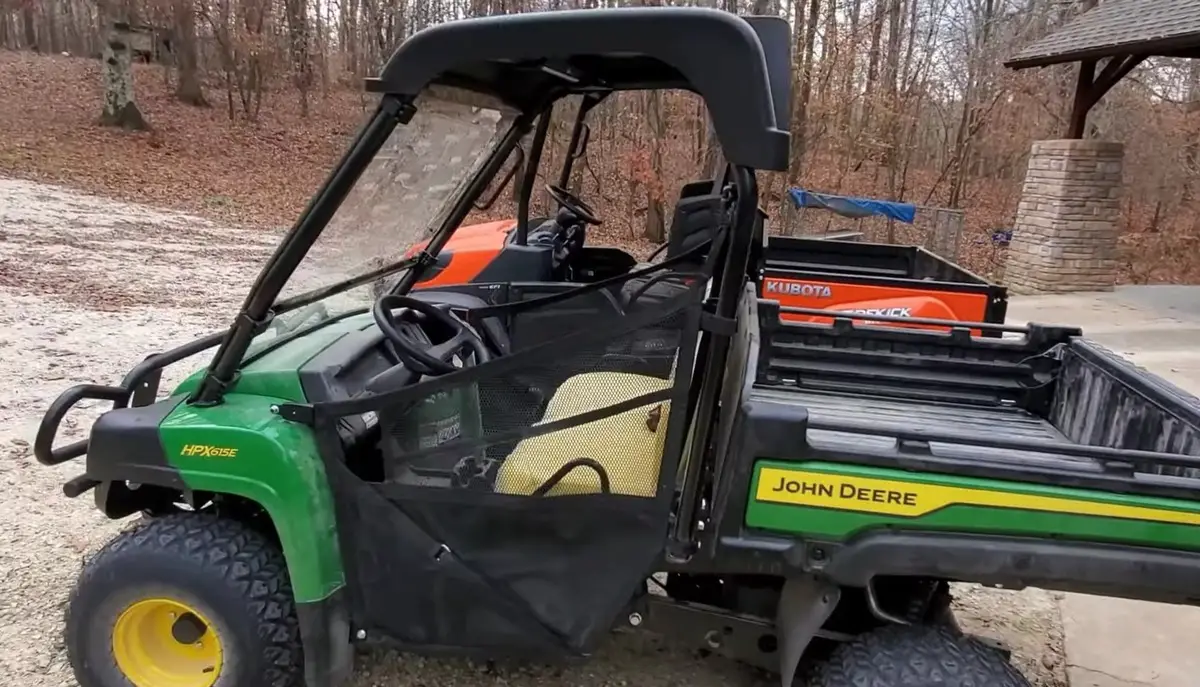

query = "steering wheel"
(545, 184), (602, 226)
(372, 295), (491, 376)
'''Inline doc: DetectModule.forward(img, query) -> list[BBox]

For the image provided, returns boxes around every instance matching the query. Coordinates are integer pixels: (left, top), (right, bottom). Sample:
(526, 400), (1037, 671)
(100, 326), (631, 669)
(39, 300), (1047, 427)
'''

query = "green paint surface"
(745, 460), (1200, 551)
(173, 312), (374, 402)
(160, 394), (345, 603)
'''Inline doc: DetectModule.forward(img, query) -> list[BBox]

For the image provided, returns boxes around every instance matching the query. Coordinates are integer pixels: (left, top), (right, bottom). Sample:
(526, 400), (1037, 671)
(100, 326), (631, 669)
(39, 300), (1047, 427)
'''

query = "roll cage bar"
(496, 89), (605, 248)
(191, 7), (792, 406)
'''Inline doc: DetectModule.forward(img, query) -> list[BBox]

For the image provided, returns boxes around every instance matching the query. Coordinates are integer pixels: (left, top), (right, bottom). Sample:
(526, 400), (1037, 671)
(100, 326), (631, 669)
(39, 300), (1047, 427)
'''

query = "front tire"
(66, 512), (303, 687)
(812, 625), (1030, 687)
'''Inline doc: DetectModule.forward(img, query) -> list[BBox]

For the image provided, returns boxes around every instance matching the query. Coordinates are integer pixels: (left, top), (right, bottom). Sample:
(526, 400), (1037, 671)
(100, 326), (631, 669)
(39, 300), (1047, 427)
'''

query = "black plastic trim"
(472, 244), (555, 284)
(297, 588), (354, 687)
(85, 395), (187, 488)
(820, 531), (1200, 605)
(738, 396), (1200, 502)
(1069, 338), (1200, 429)
(297, 321), (386, 405)
(371, 8), (791, 170)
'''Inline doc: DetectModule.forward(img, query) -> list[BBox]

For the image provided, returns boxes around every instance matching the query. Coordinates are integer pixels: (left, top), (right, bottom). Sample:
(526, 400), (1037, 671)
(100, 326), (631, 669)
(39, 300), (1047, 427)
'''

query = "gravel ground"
(0, 177), (1066, 686)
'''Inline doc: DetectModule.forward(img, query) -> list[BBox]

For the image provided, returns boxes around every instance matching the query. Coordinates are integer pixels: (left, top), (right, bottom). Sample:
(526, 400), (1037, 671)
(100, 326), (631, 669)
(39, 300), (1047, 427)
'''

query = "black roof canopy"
(366, 8), (792, 171)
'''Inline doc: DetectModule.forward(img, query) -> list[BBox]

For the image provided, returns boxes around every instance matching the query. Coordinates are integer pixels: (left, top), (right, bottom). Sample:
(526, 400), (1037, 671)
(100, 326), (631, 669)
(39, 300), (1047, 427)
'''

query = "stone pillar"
(1005, 140), (1124, 294)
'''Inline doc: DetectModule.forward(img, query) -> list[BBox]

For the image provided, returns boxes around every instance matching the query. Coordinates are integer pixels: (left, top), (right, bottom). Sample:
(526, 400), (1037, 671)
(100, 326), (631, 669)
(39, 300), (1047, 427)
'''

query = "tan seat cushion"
(494, 371), (673, 498)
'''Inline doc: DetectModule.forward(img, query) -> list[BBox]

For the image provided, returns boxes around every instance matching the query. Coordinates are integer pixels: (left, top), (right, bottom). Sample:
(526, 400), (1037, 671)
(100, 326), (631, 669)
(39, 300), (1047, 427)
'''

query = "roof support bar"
(1067, 53), (1147, 138)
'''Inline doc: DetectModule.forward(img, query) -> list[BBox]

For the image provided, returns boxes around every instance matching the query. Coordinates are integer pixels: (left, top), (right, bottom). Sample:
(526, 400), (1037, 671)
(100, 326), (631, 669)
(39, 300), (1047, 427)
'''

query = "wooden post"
(1067, 59), (1096, 139)
(99, 21), (150, 130)
(1067, 55), (1146, 139)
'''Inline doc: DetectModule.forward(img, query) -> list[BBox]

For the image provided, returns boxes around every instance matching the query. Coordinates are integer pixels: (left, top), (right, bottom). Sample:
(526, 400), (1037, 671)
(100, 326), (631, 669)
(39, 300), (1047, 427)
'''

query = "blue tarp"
(789, 188), (917, 224)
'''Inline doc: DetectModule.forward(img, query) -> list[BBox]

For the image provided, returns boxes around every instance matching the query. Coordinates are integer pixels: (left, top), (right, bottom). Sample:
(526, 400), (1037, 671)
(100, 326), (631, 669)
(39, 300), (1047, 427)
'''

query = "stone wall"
(1005, 139), (1124, 294)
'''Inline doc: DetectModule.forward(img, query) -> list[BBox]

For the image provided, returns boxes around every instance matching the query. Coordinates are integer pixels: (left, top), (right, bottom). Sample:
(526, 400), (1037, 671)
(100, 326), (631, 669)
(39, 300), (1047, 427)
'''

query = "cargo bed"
(758, 236), (1008, 328)
(698, 289), (1200, 610)
(716, 297), (1200, 505)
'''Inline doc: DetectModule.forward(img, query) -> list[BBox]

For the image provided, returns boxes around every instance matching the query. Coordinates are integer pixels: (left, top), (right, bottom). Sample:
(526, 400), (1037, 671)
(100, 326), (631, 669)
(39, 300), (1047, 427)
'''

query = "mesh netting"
(357, 265), (705, 501)
(311, 229), (724, 655)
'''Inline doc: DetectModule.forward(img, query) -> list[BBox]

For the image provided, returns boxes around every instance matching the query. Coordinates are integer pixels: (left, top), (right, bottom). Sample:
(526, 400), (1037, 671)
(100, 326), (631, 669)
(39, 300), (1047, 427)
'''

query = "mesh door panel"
(374, 289), (693, 498)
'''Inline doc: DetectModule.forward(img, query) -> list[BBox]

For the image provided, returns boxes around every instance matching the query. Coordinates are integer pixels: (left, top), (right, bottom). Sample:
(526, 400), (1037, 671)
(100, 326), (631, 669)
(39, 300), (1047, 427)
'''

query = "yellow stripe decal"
(755, 467), (1200, 526)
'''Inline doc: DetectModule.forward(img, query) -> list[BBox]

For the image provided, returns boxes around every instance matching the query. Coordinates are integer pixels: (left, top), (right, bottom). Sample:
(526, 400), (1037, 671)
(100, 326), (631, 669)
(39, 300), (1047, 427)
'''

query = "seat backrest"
(664, 180), (724, 265)
(494, 368), (677, 498)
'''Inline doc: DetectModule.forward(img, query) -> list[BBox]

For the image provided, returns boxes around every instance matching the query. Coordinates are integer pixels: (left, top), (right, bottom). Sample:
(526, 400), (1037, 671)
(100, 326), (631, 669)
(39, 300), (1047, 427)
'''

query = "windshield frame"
(191, 93), (534, 405)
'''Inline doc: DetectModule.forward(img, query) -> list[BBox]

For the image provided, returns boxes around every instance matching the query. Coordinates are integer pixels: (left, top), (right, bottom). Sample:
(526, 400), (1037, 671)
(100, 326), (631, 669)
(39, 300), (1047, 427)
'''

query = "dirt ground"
(0, 176), (1066, 686)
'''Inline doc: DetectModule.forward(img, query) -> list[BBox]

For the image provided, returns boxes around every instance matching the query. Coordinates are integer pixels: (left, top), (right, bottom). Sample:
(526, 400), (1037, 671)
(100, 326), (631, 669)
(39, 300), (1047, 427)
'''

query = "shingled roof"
(1006, 0), (1200, 69)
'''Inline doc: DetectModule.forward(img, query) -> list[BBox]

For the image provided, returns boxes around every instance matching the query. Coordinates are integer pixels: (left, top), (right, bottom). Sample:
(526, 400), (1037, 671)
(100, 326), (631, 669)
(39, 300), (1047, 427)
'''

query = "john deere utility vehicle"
(36, 7), (1200, 687)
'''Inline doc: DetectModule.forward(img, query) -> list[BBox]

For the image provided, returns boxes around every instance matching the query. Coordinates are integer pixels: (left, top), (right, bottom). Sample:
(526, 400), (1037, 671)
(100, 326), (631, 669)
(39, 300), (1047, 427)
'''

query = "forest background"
(1, 0), (1197, 284)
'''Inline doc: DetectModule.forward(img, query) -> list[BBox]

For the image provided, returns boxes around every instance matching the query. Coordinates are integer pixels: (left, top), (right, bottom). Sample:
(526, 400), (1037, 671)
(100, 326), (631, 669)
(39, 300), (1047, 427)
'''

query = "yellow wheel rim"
(111, 598), (223, 687)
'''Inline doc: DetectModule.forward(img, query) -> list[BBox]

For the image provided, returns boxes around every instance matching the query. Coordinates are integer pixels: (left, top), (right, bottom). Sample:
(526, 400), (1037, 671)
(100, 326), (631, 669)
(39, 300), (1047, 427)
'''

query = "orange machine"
(762, 278), (989, 321)
(403, 219), (516, 286)
(757, 235), (1007, 334)
(404, 220), (1008, 335)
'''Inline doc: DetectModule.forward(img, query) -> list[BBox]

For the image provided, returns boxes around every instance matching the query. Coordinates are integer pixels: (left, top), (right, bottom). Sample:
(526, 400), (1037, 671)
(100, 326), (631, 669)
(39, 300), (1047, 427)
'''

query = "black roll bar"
(34, 331), (226, 467)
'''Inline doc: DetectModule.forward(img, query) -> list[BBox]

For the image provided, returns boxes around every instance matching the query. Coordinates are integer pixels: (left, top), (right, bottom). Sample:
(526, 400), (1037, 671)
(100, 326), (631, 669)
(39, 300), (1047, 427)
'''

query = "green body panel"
(159, 393), (344, 602)
(158, 314), (379, 602)
(746, 461), (1200, 551)
(172, 312), (375, 402)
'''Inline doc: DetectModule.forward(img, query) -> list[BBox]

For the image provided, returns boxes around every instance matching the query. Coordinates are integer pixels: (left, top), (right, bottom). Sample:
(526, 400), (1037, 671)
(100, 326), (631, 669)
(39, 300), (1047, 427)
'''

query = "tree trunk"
(788, 0), (820, 184)
(900, 0), (917, 90)
(173, 0), (208, 106)
(879, 0), (903, 168)
(819, 0), (836, 87)
(285, 0), (312, 117)
(21, 1), (37, 51)
(100, 22), (150, 130)
(239, 0), (267, 121)
(840, 0), (862, 144)
(701, 120), (723, 180)
(860, 0), (885, 143)
(314, 3), (328, 95)
(341, 0), (359, 81)
(46, 0), (61, 54)
(643, 89), (666, 243)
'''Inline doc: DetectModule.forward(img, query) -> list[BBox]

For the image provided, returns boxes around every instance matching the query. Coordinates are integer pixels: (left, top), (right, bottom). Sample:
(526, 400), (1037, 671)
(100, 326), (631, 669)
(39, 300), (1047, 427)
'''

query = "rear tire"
(926, 585), (962, 633)
(812, 625), (1030, 687)
(66, 512), (303, 687)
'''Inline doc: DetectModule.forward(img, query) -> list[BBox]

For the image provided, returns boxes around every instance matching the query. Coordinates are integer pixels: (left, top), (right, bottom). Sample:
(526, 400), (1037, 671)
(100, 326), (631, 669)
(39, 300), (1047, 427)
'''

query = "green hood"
(172, 312), (376, 402)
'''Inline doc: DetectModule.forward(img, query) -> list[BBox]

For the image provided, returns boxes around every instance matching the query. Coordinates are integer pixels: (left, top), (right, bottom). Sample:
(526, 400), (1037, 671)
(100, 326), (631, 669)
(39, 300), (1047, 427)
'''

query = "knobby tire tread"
(813, 624), (1030, 687)
(66, 512), (303, 687)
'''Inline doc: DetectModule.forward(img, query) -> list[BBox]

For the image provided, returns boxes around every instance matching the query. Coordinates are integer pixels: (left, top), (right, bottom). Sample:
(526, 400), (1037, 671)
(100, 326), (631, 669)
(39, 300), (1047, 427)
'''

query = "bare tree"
(788, 0), (820, 183)
(173, 0), (208, 106)
(99, 21), (150, 130)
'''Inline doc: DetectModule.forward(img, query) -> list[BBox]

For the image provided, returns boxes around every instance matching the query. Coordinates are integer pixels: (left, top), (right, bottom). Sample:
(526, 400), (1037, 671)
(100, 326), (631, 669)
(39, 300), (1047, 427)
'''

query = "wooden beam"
(1068, 59), (1096, 138)
(1066, 54), (1148, 138)
(1159, 48), (1200, 60)
(1093, 54), (1147, 97)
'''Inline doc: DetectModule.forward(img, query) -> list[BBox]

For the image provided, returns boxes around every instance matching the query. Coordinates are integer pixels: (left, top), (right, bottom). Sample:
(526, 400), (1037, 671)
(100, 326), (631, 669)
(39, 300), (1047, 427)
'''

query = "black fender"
(821, 531), (1200, 606)
(775, 575), (839, 687)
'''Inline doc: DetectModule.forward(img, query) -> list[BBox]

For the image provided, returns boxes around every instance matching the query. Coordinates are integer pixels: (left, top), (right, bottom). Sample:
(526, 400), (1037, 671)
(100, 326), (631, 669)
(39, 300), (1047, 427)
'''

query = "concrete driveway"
(1005, 286), (1200, 687)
